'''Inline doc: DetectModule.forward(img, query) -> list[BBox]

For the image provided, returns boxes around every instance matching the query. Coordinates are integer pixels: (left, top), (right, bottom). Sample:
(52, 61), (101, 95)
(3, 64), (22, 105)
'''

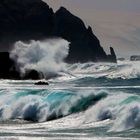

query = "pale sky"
(44, 0), (140, 57)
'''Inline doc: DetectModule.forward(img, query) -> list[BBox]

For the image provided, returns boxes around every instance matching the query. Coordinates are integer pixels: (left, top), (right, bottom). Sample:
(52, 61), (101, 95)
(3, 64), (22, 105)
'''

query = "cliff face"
(0, 0), (54, 49)
(0, 0), (117, 79)
(53, 7), (108, 63)
(0, 52), (19, 79)
(0, 0), (116, 63)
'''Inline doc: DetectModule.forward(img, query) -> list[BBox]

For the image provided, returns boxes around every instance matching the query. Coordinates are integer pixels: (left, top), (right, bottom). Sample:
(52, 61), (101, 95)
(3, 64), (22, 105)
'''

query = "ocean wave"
(68, 76), (140, 87)
(84, 93), (140, 132)
(0, 86), (140, 132)
(51, 61), (140, 87)
(66, 61), (140, 80)
(0, 89), (107, 122)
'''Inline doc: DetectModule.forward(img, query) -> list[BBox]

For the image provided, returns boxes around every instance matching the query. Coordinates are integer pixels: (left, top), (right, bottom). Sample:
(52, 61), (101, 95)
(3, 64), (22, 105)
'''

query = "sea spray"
(10, 39), (70, 78)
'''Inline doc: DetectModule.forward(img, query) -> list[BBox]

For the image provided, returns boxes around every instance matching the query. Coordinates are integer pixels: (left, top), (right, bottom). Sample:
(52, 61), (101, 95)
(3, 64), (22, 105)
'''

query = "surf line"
(60, 70), (78, 78)
(49, 85), (140, 90)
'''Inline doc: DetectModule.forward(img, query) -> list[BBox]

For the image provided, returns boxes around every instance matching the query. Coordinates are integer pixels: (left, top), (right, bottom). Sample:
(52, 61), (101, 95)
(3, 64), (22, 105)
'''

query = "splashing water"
(10, 39), (70, 78)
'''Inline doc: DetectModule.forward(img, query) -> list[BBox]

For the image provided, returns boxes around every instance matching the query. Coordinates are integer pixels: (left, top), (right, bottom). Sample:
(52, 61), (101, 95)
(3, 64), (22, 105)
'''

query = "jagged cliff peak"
(57, 6), (69, 13)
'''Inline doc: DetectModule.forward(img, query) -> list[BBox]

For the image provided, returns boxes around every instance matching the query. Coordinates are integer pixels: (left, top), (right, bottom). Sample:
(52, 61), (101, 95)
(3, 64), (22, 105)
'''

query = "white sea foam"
(10, 39), (70, 78)
(66, 61), (140, 79)
(84, 92), (140, 132)
(107, 61), (140, 79)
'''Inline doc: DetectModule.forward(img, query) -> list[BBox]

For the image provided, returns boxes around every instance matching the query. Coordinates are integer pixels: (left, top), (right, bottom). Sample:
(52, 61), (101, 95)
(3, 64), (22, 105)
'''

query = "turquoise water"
(0, 61), (140, 140)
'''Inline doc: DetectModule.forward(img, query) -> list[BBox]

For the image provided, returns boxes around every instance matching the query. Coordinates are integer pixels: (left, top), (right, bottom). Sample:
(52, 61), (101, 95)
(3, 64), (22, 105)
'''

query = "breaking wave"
(0, 88), (140, 132)
(10, 39), (70, 78)
(85, 93), (140, 132)
(67, 61), (140, 80)
(58, 61), (140, 88)
(10, 38), (140, 81)
(0, 89), (107, 122)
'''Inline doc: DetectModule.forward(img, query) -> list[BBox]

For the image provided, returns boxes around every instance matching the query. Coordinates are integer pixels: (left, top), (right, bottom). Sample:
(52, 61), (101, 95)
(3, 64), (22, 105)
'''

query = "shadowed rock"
(107, 47), (117, 63)
(130, 55), (140, 61)
(0, 52), (20, 79)
(34, 81), (49, 85)
(24, 70), (40, 80)
(53, 7), (108, 63)
(0, 0), (54, 50)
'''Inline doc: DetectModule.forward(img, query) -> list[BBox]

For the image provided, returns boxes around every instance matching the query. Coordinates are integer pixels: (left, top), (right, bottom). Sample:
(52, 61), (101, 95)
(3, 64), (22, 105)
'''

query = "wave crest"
(0, 89), (107, 122)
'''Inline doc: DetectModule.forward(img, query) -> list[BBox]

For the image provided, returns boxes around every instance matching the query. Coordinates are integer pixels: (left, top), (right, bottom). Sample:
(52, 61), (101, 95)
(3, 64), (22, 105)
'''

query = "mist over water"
(10, 39), (70, 78)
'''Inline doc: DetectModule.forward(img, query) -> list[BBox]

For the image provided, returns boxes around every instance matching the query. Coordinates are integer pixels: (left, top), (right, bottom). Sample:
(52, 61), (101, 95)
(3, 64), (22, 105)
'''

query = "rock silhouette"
(0, 0), (117, 79)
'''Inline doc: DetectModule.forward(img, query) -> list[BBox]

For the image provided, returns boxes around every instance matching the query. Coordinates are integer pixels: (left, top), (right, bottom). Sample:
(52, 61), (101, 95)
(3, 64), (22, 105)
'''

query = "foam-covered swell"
(10, 39), (70, 79)
(84, 92), (140, 132)
(67, 61), (140, 80)
(0, 89), (107, 122)
(60, 61), (140, 87)
(1, 87), (140, 133)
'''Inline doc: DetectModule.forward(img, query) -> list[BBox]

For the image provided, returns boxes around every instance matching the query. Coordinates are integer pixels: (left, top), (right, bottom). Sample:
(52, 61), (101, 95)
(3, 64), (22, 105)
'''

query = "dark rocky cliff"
(53, 7), (108, 63)
(0, 52), (19, 79)
(0, 0), (53, 49)
(107, 47), (117, 63)
(0, 0), (117, 79)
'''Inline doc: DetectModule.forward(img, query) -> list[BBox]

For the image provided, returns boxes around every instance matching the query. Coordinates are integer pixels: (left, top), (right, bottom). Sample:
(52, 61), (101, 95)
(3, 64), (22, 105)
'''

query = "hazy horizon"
(45, 0), (140, 57)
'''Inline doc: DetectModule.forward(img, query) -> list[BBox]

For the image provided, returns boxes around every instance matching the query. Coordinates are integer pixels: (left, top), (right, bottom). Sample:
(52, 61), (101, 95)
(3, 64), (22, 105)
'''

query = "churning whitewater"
(0, 40), (140, 139)
(10, 39), (70, 78)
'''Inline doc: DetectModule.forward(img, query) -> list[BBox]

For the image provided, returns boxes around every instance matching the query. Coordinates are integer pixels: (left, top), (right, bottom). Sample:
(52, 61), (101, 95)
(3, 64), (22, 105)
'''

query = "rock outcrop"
(130, 55), (140, 61)
(53, 7), (108, 63)
(0, 52), (40, 79)
(0, 0), (53, 50)
(0, 0), (117, 79)
(0, 52), (20, 79)
(107, 47), (117, 63)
